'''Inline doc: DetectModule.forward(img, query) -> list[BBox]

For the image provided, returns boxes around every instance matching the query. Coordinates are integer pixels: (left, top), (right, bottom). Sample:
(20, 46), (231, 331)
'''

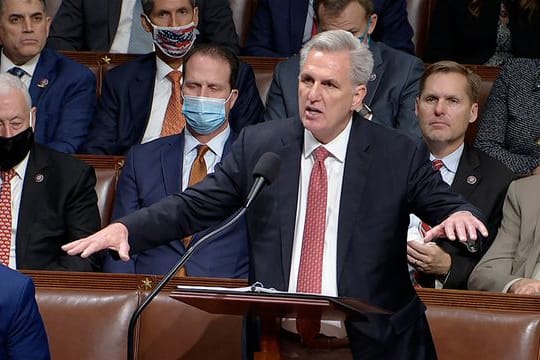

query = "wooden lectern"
(170, 287), (389, 360)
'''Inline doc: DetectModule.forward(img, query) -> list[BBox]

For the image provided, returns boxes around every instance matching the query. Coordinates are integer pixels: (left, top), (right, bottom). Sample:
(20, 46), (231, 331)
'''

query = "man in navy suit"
(65, 31), (487, 359)
(407, 61), (514, 290)
(0, 265), (50, 360)
(243, 0), (414, 57)
(0, 0), (96, 154)
(80, 0), (263, 155)
(265, 0), (424, 142)
(103, 44), (248, 278)
(47, 0), (239, 54)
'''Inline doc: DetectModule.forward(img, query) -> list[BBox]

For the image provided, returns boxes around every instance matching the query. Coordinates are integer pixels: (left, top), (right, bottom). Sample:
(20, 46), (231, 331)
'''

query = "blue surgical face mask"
(358, 18), (372, 46)
(182, 92), (235, 135)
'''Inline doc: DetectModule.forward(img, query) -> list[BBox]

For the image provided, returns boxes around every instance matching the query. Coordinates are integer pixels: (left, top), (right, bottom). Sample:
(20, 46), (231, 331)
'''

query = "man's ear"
(228, 89), (239, 109)
(351, 84), (367, 111)
(30, 107), (37, 129)
(141, 14), (152, 33)
(415, 97), (420, 116)
(367, 14), (378, 34)
(193, 7), (199, 27)
(469, 102), (479, 123)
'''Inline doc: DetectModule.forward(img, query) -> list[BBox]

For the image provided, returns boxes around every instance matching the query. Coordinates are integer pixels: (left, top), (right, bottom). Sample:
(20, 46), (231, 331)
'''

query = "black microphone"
(126, 152), (281, 360)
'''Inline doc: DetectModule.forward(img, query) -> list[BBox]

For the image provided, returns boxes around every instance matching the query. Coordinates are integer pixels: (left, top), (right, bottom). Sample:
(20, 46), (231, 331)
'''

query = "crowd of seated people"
(2, 0), (540, 356)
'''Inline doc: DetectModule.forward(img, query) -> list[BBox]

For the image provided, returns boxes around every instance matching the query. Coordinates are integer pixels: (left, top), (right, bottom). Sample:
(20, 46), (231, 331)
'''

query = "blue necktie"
(7, 67), (26, 78)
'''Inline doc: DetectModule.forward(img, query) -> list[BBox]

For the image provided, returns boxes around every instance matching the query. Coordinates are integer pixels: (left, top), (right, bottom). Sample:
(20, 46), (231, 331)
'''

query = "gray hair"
(141, 0), (197, 15)
(0, 0), (46, 14)
(0, 74), (32, 109)
(299, 29), (374, 86)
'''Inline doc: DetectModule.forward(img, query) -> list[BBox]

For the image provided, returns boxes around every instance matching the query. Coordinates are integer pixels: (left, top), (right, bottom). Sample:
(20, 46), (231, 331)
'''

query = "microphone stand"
(126, 206), (247, 360)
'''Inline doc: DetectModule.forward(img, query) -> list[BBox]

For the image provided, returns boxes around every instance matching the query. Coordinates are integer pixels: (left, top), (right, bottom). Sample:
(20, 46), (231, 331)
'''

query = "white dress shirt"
(141, 56), (183, 144)
(408, 144), (464, 287)
(1, 50), (40, 89)
(181, 125), (231, 189)
(284, 119), (352, 338)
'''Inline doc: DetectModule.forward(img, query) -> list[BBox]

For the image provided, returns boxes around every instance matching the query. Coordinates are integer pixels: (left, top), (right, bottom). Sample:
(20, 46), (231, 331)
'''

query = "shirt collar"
(155, 54), (183, 82)
(184, 124), (231, 157)
(430, 143), (464, 174)
(1, 50), (40, 78)
(303, 117), (353, 163)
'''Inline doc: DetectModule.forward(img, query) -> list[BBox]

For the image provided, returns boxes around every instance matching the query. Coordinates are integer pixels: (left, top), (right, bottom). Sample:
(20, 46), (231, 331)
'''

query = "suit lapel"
(290, 0), (310, 53)
(278, 119), (304, 280)
(16, 145), (48, 264)
(29, 49), (55, 112)
(451, 145), (481, 200)
(364, 42), (383, 106)
(129, 55), (156, 142)
(109, 0), (123, 43)
(161, 135), (184, 195)
(337, 116), (375, 283)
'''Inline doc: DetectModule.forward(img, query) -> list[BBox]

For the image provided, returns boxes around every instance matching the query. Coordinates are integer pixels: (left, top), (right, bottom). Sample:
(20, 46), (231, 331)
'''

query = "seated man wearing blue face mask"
(103, 44), (249, 278)
(79, 0), (263, 155)
(265, 0), (424, 142)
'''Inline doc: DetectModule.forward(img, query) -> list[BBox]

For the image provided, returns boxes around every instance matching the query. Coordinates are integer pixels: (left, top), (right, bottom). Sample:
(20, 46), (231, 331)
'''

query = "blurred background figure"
(0, 264), (50, 360)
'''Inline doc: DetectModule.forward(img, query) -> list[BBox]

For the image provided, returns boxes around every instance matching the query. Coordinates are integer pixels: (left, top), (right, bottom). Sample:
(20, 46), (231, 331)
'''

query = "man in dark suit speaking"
(64, 30), (487, 359)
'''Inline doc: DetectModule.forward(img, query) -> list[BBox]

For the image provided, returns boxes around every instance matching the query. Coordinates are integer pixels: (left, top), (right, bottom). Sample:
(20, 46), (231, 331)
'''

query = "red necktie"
(161, 70), (185, 137)
(296, 146), (330, 338)
(0, 169), (16, 265)
(432, 159), (444, 171)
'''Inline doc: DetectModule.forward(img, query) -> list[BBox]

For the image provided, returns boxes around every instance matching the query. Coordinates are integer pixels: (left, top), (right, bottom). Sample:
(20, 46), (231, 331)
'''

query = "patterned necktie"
(296, 146), (330, 339)
(161, 71), (186, 137)
(0, 169), (16, 266)
(127, 0), (153, 54)
(177, 145), (210, 277)
(7, 67), (26, 79)
(432, 159), (444, 171)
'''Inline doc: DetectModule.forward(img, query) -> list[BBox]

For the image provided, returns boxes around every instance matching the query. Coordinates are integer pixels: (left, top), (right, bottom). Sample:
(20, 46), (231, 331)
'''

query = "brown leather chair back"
(137, 293), (243, 359)
(407, 0), (438, 59)
(229, 0), (258, 47)
(36, 288), (140, 360)
(75, 155), (125, 227)
(427, 305), (540, 360)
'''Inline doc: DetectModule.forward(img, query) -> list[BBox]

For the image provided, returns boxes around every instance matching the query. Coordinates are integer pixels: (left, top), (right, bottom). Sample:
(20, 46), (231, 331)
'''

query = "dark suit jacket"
(15, 144), (101, 271)
(119, 114), (480, 358)
(242, 0), (414, 57)
(425, 0), (501, 64)
(47, 0), (240, 54)
(103, 132), (249, 278)
(1, 48), (96, 153)
(80, 53), (264, 155)
(265, 41), (423, 141)
(0, 265), (50, 360)
(418, 145), (515, 289)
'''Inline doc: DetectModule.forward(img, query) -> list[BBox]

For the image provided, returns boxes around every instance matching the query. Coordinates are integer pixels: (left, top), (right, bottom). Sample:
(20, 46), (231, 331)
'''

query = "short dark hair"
(0, 0), (47, 14)
(141, 0), (197, 16)
(420, 61), (481, 103)
(314, 0), (374, 19)
(182, 43), (239, 90)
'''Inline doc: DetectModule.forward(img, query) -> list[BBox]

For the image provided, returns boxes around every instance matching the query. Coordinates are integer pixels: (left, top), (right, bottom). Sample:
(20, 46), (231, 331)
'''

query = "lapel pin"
(369, 73), (377, 81)
(34, 173), (44, 183)
(37, 79), (49, 88)
(466, 175), (477, 185)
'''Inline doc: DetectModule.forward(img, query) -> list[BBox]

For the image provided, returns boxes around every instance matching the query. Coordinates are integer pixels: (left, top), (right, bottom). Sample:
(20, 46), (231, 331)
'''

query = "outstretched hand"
(62, 222), (131, 261)
(423, 211), (487, 250)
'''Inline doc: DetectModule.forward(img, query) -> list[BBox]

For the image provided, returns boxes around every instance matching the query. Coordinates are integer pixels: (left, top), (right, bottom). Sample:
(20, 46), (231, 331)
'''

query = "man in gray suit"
(469, 175), (540, 294)
(265, 0), (424, 141)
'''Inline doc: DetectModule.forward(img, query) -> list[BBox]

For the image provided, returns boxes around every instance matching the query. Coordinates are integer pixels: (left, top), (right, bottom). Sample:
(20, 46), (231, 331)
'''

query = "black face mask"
(0, 127), (34, 171)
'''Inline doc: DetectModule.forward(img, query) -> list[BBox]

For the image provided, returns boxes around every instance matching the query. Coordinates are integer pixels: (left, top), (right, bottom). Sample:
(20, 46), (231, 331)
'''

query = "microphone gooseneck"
(126, 152), (281, 360)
